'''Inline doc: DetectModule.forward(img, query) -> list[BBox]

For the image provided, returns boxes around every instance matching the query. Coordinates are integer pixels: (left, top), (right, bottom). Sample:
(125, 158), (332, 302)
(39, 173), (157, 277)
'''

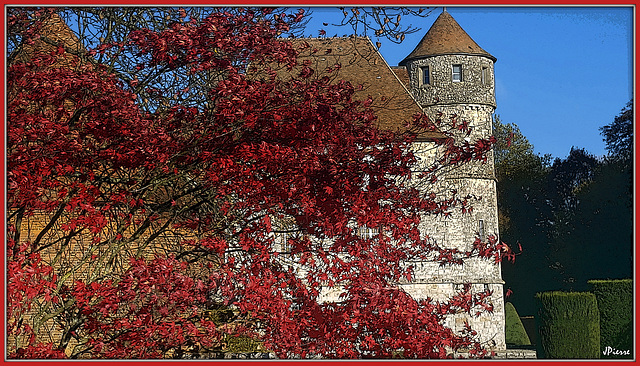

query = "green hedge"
(535, 291), (600, 359)
(588, 279), (633, 359)
(505, 302), (531, 347)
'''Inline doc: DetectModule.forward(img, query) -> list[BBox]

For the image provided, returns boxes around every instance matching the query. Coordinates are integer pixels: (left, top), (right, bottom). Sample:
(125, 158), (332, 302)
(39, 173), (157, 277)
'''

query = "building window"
(421, 66), (430, 85)
(274, 231), (292, 253)
(452, 64), (462, 82)
(478, 219), (485, 241)
(481, 67), (487, 84)
(359, 226), (379, 239)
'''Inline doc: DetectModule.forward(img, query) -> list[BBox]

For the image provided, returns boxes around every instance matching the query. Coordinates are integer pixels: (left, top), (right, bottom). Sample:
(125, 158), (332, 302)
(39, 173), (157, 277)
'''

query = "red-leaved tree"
(7, 7), (510, 359)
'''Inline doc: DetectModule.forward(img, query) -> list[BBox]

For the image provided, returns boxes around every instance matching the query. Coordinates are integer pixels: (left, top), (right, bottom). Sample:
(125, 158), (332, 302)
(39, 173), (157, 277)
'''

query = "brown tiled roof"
(399, 10), (496, 66)
(390, 66), (410, 88)
(21, 14), (443, 140)
(262, 37), (443, 141)
(13, 13), (84, 65)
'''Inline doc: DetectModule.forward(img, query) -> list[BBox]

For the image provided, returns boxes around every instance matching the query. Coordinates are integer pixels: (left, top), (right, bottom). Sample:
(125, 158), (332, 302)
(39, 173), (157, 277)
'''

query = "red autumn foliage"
(6, 7), (511, 359)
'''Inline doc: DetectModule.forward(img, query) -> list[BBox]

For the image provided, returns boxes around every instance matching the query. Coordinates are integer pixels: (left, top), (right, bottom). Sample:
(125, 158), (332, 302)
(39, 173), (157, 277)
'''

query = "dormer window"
(452, 64), (462, 82)
(421, 66), (430, 85)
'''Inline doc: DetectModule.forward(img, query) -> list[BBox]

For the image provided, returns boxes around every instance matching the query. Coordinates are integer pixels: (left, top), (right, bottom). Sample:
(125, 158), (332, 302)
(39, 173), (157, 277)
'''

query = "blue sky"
(301, 6), (634, 159)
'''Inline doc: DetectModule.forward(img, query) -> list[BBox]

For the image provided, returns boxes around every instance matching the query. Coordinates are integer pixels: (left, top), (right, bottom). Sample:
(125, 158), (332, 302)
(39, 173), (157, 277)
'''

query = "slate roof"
(273, 37), (443, 141)
(399, 9), (496, 66)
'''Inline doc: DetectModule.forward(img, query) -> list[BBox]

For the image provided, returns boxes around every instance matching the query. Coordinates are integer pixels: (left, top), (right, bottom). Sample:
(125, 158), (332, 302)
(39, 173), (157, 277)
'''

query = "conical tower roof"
(399, 9), (496, 65)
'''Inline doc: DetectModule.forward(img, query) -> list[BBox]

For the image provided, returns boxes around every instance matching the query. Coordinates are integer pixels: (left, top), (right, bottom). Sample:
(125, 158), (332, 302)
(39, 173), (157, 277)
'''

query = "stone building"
(396, 9), (504, 351)
(285, 9), (506, 351)
(10, 8), (508, 357)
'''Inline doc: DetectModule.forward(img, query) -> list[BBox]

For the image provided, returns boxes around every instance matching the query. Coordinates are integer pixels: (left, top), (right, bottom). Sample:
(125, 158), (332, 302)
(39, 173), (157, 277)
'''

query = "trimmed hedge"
(505, 302), (531, 347)
(588, 279), (633, 359)
(535, 291), (600, 359)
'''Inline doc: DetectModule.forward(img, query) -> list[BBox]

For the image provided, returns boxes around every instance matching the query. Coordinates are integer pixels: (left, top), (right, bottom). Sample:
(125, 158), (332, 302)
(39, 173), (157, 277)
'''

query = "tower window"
(452, 64), (462, 82)
(479, 219), (485, 241)
(421, 66), (430, 85)
(482, 67), (488, 85)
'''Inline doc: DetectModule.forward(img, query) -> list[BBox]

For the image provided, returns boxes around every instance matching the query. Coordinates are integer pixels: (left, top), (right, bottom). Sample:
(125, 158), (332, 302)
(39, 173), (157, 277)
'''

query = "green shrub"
(535, 291), (600, 359)
(520, 316), (537, 346)
(588, 279), (633, 359)
(505, 302), (531, 347)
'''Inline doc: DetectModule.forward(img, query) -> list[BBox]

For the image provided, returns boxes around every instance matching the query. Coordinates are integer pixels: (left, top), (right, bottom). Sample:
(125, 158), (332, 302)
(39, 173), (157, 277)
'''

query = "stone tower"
(397, 9), (506, 351)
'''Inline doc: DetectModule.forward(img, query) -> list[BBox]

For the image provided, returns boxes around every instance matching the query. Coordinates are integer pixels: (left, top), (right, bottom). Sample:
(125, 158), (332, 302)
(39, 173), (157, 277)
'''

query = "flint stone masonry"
(395, 10), (505, 352)
(417, 176), (500, 253)
(401, 258), (502, 284)
(409, 105), (496, 180)
(404, 54), (496, 108)
(399, 282), (504, 349)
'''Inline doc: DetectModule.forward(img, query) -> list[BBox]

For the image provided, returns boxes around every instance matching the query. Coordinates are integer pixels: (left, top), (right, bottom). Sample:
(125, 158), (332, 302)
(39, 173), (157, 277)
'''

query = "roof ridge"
(362, 37), (424, 118)
(286, 36), (444, 140)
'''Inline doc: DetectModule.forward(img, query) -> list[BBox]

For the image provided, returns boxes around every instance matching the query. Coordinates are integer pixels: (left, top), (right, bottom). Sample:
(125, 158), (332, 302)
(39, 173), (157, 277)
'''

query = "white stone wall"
(399, 51), (505, 351)
(398, 283), (505, 349)
(402, 140), (505, 350)
(405, 54), (496, 108)
(294, 49), (507, 353)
